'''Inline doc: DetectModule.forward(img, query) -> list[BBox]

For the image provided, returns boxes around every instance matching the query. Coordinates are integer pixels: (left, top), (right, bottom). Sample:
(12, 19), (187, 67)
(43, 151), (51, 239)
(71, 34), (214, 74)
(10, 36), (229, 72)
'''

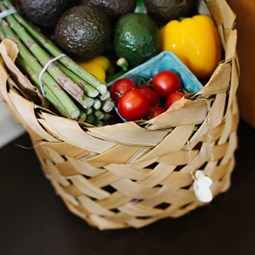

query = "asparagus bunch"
(0, 0), (114, 124)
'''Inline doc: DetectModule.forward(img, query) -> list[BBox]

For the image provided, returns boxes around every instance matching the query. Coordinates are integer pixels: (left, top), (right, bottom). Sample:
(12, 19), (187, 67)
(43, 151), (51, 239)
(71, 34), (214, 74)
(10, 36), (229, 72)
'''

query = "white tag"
(193, 171), (213, 203)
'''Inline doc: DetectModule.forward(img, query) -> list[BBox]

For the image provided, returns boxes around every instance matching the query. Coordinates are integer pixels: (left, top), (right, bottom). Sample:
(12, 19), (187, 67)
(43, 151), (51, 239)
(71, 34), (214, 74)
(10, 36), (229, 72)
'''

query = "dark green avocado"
(54, 5), (111, 60)
(114, 13), (161, 67)
(19, 0), (77, 30)
(144, 0), (194, 23)
(80, 0), (137, 20)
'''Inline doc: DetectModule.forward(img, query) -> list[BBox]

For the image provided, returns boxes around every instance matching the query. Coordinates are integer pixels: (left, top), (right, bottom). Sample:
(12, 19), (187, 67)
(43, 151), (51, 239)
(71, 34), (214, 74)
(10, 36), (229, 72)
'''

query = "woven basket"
(0, 0), (239, 230)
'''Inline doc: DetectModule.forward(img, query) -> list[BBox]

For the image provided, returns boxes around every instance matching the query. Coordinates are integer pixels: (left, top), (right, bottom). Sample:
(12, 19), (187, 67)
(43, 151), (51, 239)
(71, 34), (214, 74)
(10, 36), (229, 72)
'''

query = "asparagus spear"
(1, 0), (114, 123)
(0, 8), (94, 109)
(56, 61), (99, 98)
(7, 75), (71, 118)
(78, 111), (87, 122)
(102, 99), (115, 113)
(4, 0), (107, 95)
(16, 56), (81, 119)
(0, 21), (81, 119)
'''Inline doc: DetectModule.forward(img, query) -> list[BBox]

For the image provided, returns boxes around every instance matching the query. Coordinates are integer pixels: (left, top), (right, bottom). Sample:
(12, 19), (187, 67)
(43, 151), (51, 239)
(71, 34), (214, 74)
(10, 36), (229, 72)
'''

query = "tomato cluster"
(110, 70), (185, 121)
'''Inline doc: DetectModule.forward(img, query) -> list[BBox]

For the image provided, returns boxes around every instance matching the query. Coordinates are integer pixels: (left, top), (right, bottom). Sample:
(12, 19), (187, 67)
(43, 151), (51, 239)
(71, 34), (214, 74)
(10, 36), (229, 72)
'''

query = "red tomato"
(152, 70), (182, 98)
(110, 78), (137, 101)
(166, 91), (185, 108)
(138, 85), (160, 106)
(117, 89), (150, 121)
(148, 106), (165, 119)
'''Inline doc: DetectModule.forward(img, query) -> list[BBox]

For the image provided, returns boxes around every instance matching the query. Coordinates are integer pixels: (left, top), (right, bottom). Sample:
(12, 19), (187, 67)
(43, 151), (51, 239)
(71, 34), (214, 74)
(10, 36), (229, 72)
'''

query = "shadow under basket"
(0, 0), (239, 230)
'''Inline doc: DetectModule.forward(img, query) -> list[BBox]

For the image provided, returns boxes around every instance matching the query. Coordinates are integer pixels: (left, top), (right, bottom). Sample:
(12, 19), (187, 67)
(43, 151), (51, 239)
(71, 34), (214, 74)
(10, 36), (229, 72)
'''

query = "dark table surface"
(1, 119), (255, 255)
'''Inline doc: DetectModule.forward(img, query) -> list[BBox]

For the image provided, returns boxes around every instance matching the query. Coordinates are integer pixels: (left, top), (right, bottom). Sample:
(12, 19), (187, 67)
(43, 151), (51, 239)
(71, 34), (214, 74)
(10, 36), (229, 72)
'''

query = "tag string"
(205, 100), (215, 165)
(187, 99), (214, 180)
(189, 100), (215, 203)
(0, 9), (17, 20)
(38, 54), (66, 96)
(187, 141), (195, 180)
(0, 9), (66, 98)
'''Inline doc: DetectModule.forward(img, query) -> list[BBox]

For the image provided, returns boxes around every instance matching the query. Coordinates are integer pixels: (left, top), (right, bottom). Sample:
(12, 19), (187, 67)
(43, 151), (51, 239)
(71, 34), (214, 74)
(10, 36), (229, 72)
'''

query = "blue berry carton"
(107, 51), (203, 94)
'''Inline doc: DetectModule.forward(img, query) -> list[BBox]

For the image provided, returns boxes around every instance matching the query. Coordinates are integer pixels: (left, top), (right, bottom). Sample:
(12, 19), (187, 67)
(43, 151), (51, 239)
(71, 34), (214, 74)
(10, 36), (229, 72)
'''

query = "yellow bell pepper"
(161, 15), (222, 79)
(77, 56), (113, 84)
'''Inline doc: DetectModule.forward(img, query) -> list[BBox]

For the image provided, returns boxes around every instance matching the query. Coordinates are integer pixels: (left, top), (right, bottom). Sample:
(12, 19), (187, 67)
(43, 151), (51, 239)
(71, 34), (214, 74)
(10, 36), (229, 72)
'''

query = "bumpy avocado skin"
(144, 0), (194, 23)
(19, 0), (77, 29)
(114, 13), (161, 67)
(87, 0), (137, 20)
(55, 5), (111, 60)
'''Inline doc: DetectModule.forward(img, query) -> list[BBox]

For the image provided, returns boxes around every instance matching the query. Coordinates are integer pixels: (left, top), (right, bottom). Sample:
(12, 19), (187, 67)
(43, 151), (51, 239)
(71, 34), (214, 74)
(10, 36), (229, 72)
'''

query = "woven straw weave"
(0, 0), (239, 230)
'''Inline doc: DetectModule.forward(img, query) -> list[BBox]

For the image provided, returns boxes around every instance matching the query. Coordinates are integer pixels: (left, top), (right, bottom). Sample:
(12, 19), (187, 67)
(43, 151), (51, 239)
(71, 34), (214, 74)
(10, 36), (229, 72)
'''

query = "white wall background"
(0, 100), (24, 148)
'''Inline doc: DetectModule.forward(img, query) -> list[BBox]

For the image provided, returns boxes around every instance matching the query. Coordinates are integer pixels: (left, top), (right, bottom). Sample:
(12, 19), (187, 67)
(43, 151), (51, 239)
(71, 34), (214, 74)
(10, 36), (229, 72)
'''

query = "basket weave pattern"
(0, 0), (239, 230)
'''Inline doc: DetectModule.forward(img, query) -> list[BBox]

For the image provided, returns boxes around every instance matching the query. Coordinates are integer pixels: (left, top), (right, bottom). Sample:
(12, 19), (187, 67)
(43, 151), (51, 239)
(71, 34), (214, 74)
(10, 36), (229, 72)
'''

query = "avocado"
(19, 0), (77, 30)
(144, 0), (194, 23)
(114, 13), (161, 67)
(55, 5), (111, 60)
(82, 0), (137, 20)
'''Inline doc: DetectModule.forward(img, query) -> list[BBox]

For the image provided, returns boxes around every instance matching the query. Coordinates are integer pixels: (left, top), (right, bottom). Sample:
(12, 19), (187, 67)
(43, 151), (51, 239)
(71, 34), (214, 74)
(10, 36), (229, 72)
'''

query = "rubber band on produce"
(0, 9), (16, 20)
(38, 54), (66, 96)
